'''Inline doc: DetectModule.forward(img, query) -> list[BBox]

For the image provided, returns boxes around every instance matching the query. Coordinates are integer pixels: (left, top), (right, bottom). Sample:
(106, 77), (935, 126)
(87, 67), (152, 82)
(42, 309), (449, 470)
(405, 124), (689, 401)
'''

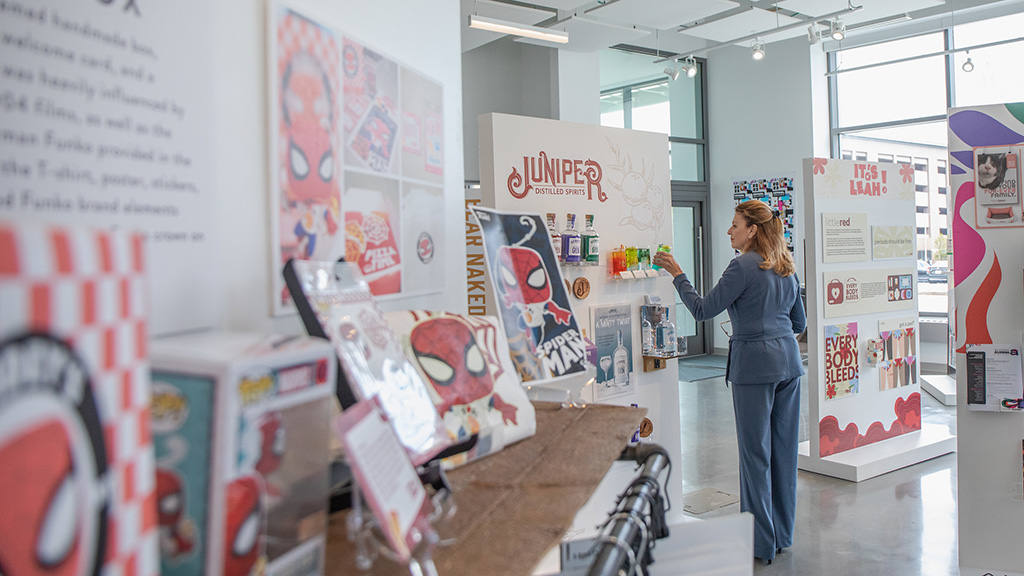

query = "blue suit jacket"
(673, 251), (806, 385)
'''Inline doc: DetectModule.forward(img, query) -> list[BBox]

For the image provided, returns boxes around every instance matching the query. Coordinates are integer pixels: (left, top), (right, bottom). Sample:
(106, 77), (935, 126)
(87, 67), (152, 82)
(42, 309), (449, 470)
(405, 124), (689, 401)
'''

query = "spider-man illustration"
(410, 317), (518, 440)
(156, 467), (195, 557)
(495, 242), (571, 352)
(282, 49), (339, 260)
(224, 476), (263, 576)
(255, 412), (285, 478)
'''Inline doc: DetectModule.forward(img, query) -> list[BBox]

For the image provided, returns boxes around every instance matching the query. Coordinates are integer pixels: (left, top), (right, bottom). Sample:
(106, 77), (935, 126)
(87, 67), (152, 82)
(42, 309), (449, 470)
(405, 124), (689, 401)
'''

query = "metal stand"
(587, 443), (672, 576)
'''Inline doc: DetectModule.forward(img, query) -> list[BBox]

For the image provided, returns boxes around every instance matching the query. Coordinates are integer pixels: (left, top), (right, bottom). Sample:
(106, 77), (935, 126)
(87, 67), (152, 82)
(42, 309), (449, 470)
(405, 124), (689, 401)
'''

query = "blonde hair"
(735, 200), (796, 277)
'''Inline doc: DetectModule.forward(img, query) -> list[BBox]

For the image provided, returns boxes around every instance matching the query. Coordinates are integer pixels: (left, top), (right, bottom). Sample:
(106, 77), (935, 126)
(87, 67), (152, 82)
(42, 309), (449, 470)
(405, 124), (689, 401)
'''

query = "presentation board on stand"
(800, 157), (955, 482)
(948, 102), (1024, 576)
(473, 112), (683, 509)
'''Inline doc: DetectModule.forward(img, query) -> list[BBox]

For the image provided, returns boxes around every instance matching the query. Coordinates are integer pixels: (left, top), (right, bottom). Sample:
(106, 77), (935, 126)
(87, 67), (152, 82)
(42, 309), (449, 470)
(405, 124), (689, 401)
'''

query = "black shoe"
(756, 556), (773, 566)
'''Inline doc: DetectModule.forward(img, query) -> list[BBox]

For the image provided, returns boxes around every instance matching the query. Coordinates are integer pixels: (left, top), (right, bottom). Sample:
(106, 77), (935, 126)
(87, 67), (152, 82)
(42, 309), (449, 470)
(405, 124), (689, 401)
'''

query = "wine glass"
(599, 355), (612, 387)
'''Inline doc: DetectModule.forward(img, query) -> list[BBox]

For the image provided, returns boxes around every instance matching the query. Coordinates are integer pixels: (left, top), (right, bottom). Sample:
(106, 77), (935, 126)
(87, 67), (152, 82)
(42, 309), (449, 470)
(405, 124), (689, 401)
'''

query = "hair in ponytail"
(735, 200), (796, 277)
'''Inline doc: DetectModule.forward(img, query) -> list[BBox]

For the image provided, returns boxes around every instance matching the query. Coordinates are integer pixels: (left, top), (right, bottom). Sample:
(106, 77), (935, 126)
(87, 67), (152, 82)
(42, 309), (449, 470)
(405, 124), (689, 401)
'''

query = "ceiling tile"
(515, 16), (651, 51)
(677, 7), (802, 42)
(587, 0), (739, 30)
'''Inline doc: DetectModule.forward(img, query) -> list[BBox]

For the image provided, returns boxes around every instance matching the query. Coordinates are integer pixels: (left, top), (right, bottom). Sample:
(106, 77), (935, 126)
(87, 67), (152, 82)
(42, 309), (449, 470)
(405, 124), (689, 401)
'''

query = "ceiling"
(462, 0), (1021, 60)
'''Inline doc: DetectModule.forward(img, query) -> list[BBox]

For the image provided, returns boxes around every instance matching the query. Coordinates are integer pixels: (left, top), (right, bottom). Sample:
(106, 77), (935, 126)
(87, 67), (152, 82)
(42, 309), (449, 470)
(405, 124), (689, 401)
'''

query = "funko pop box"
(149, 331), (336, 576)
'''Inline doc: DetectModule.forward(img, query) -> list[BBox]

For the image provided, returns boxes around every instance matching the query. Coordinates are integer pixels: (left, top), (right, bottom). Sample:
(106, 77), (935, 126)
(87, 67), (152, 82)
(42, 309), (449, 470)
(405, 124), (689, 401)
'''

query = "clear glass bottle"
(613, 329), (629, 386)
(641, 314), (654, 355)
(562, 213), (581, 263)
(637, 246), (651, 271)
(625, 245), (638, 271)
(546, 213), (561, 261)
(581, 214), (599, 264)
(657, 307), (677, 356)
(611, 244), (627, 275)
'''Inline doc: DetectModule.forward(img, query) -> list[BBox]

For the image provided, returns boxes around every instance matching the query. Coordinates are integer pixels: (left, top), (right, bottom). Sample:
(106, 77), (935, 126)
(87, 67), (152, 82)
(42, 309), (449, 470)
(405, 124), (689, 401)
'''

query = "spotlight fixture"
(685, 56), (698, 78)
(830, 19), (846, 41)
(962, 57), (974, 73)
(664, 65), (680, 81)
(808, 24), (821, 45)
(751, 38), (765, 61)
(467, 14), (569, 44)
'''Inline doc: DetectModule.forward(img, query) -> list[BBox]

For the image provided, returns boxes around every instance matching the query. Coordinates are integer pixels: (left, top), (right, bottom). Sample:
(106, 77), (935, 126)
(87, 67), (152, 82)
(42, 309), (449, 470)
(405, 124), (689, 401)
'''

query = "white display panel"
(0, 0), (219, 334)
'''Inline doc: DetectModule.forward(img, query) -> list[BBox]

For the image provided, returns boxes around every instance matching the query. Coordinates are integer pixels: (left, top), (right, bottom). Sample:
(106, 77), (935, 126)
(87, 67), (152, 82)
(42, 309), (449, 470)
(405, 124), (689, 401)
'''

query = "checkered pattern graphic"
(0, 223), (158, 576)
(275, 8), (341, 189)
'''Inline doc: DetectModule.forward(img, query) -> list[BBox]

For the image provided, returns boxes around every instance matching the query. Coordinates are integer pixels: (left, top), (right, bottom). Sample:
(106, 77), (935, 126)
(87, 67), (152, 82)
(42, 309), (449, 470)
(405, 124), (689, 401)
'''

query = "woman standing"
(653, 199), (805, 565)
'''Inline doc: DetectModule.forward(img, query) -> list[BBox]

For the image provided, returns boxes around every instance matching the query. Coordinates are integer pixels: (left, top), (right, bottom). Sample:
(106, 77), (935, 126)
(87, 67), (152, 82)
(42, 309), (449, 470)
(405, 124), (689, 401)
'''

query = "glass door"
(671, 202), (706, 356)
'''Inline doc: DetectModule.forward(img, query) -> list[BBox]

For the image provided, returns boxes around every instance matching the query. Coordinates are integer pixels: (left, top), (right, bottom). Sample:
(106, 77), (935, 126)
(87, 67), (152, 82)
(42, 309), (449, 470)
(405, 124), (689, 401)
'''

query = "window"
(914, 157), (928, 171)
(937, 159), (947, 174)
(878, 153), (894, 163)
(940, 228), (948, 235)
(916, 184), (928, 192)
(916, 206), (929, 213)
(953, 12), (1024, 108)
(917, 227), (927, 234)
(896, 155), (911, 164)
(854, 151), (867, 161)
(939, 207), (947, 215)
(938, 187), (947, 195)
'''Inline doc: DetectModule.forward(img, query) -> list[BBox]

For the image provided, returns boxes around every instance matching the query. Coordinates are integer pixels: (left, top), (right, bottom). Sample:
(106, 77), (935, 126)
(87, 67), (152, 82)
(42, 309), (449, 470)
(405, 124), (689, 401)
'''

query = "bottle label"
(565, 237), (581, 262)
(551, 234), (561, 258)
(586, 237), (599, 261)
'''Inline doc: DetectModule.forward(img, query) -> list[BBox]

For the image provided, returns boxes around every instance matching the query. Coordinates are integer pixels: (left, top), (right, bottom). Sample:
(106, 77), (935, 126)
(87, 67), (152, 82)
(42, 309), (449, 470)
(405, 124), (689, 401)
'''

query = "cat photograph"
(976, 152), (1007, 190)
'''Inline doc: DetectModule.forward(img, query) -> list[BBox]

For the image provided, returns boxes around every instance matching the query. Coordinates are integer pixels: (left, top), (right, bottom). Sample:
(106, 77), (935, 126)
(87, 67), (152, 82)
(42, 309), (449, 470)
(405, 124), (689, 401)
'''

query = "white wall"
(707, 37), (822, 350)
(209, 0), (467, 334)
(555, 50), (601, 125)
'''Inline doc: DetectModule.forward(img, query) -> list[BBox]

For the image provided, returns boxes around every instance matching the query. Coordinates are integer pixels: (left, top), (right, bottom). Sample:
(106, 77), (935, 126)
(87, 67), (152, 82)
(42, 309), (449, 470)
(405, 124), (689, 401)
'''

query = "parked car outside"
(928, 261), (949, 283)
(918, 260), (931, 283)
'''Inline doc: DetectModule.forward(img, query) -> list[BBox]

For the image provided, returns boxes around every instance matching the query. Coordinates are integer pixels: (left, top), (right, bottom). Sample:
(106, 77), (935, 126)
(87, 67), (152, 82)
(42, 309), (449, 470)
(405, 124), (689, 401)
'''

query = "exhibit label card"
(872, 226), (915, 259)
(336, 399), (432, 561)
(822, 212), (869, 263)
(823, 267), (916, 318)
(964, 344), (1024, 411)
(824, 322), (859, 400)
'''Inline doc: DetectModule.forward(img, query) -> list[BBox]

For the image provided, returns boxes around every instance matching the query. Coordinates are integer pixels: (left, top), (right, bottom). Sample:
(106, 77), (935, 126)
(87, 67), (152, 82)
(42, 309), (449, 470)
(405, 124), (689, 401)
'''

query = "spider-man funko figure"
(156, 468), (195, 558)
(224, 476), (263, 576)
(410, 317), (518, 437)
(494, 245), (571, 351)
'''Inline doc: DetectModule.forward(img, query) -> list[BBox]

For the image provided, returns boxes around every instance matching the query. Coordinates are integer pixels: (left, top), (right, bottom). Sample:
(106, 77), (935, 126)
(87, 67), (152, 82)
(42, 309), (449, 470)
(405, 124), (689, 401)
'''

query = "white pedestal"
(921, 374), (957, 406)
(798, 423), (956, 482)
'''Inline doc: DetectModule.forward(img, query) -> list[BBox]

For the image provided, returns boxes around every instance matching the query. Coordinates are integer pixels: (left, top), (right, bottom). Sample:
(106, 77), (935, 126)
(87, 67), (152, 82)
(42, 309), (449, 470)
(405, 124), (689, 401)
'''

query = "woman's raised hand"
(653, 251), (683, 277)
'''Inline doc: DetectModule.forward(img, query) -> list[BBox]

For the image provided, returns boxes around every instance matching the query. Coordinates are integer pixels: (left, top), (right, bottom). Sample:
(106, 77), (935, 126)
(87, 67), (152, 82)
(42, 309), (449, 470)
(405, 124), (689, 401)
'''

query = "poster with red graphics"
(824, 322), (859, 400)
(270, 4), (344, 313)
(974, 147), (1023, 229)
(470, 206), (590, 383)
(345, 171), (402, 296)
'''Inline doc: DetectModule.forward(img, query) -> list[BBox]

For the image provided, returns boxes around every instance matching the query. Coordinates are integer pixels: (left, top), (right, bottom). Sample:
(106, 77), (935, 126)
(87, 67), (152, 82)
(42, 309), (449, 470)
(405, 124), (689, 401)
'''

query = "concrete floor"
(677, 365), (959, 575)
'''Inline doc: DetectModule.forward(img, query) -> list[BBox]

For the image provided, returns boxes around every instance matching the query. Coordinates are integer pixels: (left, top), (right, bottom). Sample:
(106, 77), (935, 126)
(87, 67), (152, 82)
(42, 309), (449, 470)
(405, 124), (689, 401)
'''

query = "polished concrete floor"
(677, 364), (959, 575)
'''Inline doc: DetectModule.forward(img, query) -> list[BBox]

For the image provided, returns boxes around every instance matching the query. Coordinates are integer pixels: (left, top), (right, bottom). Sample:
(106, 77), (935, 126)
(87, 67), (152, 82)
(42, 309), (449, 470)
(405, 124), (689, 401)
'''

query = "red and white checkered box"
(0, 222), (158, 576)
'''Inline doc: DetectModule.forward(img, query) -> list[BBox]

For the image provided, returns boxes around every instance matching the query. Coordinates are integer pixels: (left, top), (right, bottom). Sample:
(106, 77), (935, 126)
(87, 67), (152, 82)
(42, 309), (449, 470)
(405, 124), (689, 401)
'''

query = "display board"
(948, 102), (1024, 576)
(732, 173), (798, 258)
(0, 0), (218, 334)
(267, 1), (446, 313)
(475, 112), (682, 508)
(800, 157), (954, 481)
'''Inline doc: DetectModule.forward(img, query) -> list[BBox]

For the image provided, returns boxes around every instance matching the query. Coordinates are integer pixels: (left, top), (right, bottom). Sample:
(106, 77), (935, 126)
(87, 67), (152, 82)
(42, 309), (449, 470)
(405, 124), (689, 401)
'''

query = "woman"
(653, 199), (805, 565)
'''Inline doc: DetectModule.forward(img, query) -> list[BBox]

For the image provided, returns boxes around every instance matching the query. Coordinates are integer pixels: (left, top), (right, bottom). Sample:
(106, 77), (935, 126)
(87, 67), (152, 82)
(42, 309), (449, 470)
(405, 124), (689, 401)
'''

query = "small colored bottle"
(611, 245), (627, 275)
(637, 247), (651, 270)
(562, 213), (581, 263)
(625, 246), (639, 271)
(581, 214), (600, 264)
(652, 244), (671, 270)
(546, 213), (561, 261)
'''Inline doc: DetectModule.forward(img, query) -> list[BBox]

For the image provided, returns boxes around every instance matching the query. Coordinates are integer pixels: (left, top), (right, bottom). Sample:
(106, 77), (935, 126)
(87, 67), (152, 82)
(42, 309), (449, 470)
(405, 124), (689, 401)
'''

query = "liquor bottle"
(637, 246), (651, 271)
(657, 307), (677, 356)
(562, 213), (581, 263)
(625, 246), (638, 271)
(641, 313), (654, 355)
(546, 213), (562, 261)
(581, 214), (600, 263)
(613, 329), (629, 386)
(611, 245), (627, 276)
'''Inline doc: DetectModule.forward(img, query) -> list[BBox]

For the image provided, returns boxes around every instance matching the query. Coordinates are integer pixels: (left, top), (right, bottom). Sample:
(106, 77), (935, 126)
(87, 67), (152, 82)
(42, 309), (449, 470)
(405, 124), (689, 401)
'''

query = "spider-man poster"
(471, 206), (589, 383)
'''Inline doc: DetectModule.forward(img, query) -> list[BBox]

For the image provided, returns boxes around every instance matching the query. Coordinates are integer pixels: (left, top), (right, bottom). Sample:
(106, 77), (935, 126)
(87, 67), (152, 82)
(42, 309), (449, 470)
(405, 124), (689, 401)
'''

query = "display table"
(325, 401), (646, 576)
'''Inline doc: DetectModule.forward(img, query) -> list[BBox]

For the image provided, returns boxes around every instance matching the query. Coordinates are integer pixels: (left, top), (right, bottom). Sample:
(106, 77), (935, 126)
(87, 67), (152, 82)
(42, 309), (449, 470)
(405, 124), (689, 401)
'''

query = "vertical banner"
(592, 305), (636, 401)
(470, 206), (588, 384)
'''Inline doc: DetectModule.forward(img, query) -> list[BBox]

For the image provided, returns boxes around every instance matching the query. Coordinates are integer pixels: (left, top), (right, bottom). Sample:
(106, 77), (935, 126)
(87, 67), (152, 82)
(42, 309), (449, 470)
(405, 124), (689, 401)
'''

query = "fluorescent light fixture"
(685, 56), (698, 78)
(751, 38), (765, 61)
(664, 66), (680, 81)
(468, 14), (568, 44)
(831, 19), (846, 41)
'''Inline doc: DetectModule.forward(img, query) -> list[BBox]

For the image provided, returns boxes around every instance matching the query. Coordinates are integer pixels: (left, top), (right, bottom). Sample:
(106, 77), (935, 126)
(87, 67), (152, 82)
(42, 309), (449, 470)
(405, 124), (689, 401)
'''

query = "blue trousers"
(731, 375), (801, 560)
